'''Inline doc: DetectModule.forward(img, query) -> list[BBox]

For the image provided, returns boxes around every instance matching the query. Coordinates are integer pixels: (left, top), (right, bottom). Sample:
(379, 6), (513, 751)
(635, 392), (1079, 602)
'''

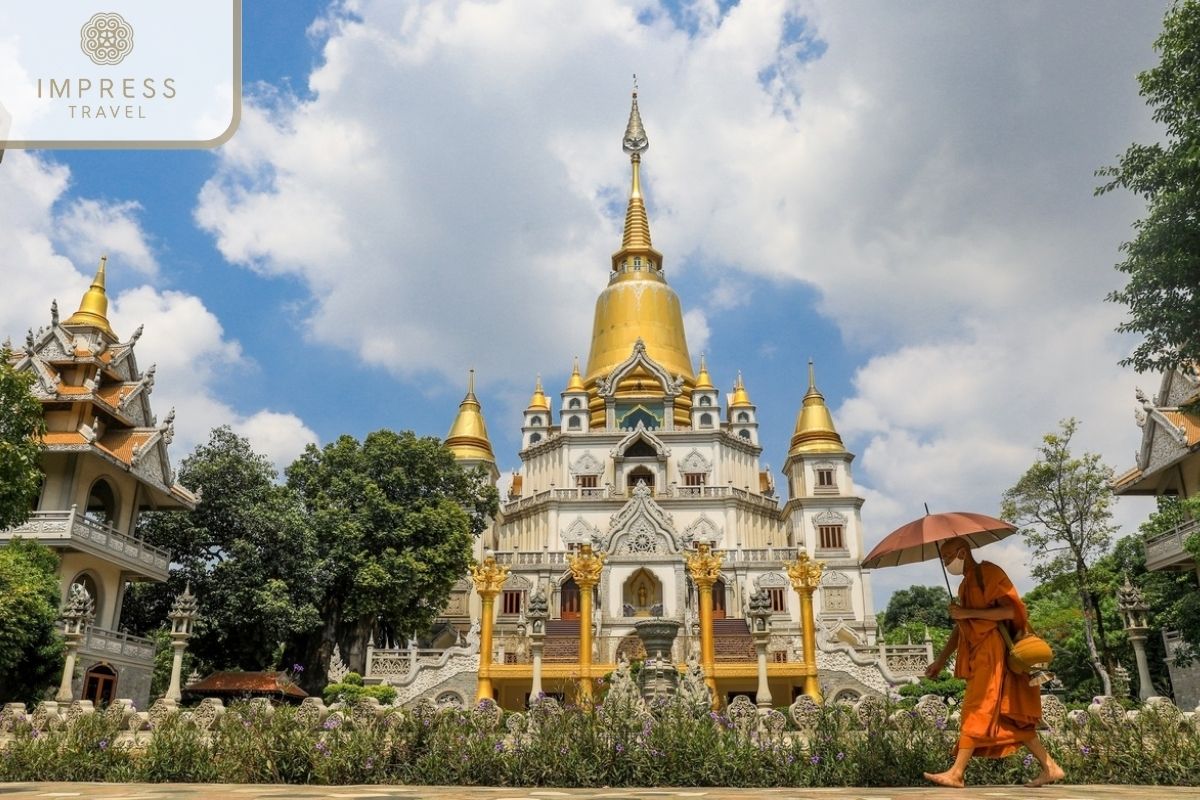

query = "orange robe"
(953, 560), (1041, 757)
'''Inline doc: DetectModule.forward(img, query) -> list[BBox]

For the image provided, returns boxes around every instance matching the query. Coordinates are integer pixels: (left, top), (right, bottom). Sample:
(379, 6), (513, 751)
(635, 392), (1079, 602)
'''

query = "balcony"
(79, 626), (156, 666)
(2, 509), (170, 580)
(1144, 518), (1199, 572)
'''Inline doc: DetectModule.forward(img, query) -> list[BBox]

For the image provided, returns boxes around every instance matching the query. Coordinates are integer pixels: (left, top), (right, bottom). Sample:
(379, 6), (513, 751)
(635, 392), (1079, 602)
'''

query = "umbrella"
(861, 507), (1018, 594)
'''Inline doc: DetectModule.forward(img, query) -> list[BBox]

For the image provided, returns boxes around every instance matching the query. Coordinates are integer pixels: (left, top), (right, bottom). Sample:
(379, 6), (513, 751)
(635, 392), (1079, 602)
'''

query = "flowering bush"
(0, 695), (1197, 786)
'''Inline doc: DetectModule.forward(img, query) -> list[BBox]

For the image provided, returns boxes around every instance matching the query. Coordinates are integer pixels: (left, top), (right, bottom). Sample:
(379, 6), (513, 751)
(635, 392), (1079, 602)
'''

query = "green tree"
(0, 346), (45, 530)
(881, 585), (952, 631)
(0, 538), (64, 703)
(121, 427), (322, 673)
(1002, 418), (1117, 696)
(1097, 0), (1200, 375)
(282, 430), (498, 693)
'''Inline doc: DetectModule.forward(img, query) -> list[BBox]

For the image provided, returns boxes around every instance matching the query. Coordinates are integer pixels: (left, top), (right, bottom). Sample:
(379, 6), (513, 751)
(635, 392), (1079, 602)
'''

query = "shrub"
(322, 672), (397, 706)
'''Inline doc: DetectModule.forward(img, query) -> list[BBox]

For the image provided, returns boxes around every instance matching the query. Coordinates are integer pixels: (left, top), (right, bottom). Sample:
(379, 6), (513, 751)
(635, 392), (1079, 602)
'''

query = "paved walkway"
(0, 785), (1197, 800)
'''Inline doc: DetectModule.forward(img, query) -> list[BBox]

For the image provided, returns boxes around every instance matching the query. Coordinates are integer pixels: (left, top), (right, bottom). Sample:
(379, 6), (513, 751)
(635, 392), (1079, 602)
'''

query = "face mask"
(946, 557), (965, 576)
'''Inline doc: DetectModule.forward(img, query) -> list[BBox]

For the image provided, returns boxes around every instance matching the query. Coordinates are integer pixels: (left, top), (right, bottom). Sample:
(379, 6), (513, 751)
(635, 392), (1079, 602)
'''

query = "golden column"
(685, 541), (724, 708)
(567, 543), (605, 704)
(470, 553), (510, 703)
(786, 551), (825, 701)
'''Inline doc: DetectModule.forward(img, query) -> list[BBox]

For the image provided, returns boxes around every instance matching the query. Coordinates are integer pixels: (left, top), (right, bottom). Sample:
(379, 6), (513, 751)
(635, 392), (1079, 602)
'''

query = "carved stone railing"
(2, 508), (170, 580)
(80, 626), (156, 664)
(1145, 519), (1199, 571)
(493, 551), (569, 566)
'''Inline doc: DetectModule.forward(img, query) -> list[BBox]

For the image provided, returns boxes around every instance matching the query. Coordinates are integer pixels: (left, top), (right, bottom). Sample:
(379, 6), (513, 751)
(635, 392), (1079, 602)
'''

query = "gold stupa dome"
(446, 369), (496, 464)
(565, 357), (586, 392)
(694, 354), (715, 391)
(788, 360), (845, 456)
(526, 375), (551, 411)
(63, 256), (117, 339)
(584, 84), (695, 427)
(730, 372), (753, 408)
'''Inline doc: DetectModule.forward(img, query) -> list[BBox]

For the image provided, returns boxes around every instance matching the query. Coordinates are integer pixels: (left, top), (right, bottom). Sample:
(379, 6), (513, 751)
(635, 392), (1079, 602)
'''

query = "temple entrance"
(622, 568), (663, 616)
(83, 664), (117, 707)
(560, 577), (580, 619)
(713, 578), (727, 620)
(626, 466), (655, 492)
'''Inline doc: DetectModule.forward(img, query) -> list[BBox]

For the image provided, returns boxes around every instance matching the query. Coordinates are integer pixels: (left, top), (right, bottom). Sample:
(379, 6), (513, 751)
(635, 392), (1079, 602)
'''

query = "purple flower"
(98, 739), (108, 750)
(785, 754), (795, 765)
(323, 717), (341, 730)
(1081, 745), (1091, 755)
(615, 743), (624, 753)
(365, 757), (375, 769)
(29, 729), (39, 739)
(836, 752), (845, 761)
(494, 741), (506, 753)
(935, 719), (946, 730)
(810, 755), (821, 765)
(292, 663), (305, 673)
(1023, 754), (1034, 767)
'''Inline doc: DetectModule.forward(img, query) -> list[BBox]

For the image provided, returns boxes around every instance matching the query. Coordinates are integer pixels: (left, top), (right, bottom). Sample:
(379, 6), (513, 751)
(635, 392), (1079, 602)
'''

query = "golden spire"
(694, 354), (715, 390)
(788, 359), (845, 456)
(526, 374), (551, 411)
(612, 81), (662, 271)
(446, 369), (496, 463)
(565, 357), (586, 392)
(730, 371), (752, 408)
(64, 256), (117, 339)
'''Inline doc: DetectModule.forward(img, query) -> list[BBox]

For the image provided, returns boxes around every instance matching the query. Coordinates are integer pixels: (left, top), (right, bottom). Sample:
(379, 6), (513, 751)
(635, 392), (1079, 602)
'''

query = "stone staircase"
(712, 618), (756, 662)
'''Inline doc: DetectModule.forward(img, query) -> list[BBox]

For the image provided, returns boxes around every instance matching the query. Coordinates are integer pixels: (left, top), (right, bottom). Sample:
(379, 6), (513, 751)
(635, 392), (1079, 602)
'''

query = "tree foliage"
(122, 426), (322, 672)
(1097, 0), (1200, 374)
(0, 347), (45, 530)
(1002, 418), (1117, 695)
(282, 430), (498, 693)
(881, 585), (952, 631)
(0, 538), (64, 703)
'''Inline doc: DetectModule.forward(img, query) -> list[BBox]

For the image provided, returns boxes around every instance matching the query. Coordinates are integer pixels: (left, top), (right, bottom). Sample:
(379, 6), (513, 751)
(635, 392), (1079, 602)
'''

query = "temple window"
(699, 412), (713, 428)
(501, 590), (524, 615)
(818, 524), (845, 550)
(738, 430), (751, 439)
(627, 466), (655, 490)
(624, 439), (658, 459)
(684, 472), (706, 487)
(85, 478), (118, 527)
(822, 586), (852, 614)
(530, 415), (542, 426)
(568, 398), (582, 409)
(529, 433), (542, 444)
(816, 468), (835, 489)
(736, 411), (750, 422)
(568, 416), (582, 430)
(767, 587), (787, 613)
(576, 474), (598, 489)
(699, 396), (712, 406)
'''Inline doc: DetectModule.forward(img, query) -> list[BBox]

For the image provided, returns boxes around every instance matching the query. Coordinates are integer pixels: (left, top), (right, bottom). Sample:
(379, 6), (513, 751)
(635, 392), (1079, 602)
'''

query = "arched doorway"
(83, 664), (117, 707)
(626, 466), (655, 492)
(85, 478), (118, 527)
(622, 568), (663, 616)
(712, 578), (727, 620)
(560, 577), (580, 620)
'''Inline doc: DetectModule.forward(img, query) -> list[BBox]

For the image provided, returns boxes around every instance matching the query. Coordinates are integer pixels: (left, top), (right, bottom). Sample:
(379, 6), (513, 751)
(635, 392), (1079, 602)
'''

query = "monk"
(922, 536), (1064, 789)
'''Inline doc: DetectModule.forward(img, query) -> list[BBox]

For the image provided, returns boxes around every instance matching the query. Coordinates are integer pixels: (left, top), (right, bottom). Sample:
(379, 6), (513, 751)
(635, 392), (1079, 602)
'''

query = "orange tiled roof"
(1111, 466), (1143, 492)
(41, 431), (88, 446)
(94, 383), (134, 408)
(186, 671), (307, 699)
(1160, 410), (1200, 447)
(509, 474), (523, 499)
(97, 430), (154, 464)
(56, 384), (89, 395)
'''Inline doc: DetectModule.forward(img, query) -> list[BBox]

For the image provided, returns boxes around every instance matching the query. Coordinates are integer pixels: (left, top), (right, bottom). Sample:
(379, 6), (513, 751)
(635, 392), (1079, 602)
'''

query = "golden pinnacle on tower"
(565, 357), (586, 392)
(445, 369), (496, 464)
(788, 359), (845, 456)
(63, 256), (117, 339)
(694, 354), (715, 390)
(526, 374), (551, 411)
(730, 371), (752, 408)
(613, 77), (660, 269)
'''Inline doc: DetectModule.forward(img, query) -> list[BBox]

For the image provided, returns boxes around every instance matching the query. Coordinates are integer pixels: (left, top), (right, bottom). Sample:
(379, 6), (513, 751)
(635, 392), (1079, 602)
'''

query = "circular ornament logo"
(80, 12), (134, 66)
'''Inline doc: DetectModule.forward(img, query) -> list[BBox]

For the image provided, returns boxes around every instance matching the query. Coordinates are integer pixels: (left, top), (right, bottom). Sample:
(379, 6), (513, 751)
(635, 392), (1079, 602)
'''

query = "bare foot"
(923, 770), (966, 788)
(1025, 762), (1065, 788)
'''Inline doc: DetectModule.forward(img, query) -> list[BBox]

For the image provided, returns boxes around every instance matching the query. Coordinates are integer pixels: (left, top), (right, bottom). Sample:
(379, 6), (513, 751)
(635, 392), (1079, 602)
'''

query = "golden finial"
(446, 369), (496, 464)
(64, 256), (117, 339)
(622, 75), (648, 157)
(469, 553), (510, 595)
(786, 551), (824, 591)
(527, 374), (551, 411)
(567, 543), (606, 588)
(613, 82), (660, 270)
(788, 359), (845, 456)
(694, 354), (715, 390)
(730, 371), (752, 408)
(685, 541), (724, 586)
(565, 357), (586, 392)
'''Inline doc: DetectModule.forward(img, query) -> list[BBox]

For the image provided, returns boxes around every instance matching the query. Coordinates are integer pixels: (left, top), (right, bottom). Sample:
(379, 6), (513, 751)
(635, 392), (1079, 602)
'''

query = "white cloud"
(192, 0), (1170, 600)
(0, 151), (317, 475)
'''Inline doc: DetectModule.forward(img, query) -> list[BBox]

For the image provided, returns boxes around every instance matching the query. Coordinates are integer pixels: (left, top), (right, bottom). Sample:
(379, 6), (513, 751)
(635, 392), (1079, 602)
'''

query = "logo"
(80, 12), (134, 66)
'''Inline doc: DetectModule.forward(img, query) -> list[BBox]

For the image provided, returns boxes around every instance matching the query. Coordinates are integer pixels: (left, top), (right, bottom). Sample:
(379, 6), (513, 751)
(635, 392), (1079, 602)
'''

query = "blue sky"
(1, 0), (1172, 604)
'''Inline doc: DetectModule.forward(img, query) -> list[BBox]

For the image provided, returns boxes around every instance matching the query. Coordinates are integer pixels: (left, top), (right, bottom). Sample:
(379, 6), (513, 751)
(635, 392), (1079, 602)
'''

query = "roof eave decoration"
(610, 420), (671, 461)
(597, 338), (685, 398)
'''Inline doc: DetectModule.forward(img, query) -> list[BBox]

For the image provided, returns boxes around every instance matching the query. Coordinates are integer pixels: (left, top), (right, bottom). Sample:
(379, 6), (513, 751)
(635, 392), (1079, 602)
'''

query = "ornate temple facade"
(1, 260), (195, 708)
(1113, 367), (1200, 708)
(360, 91), (923, 710)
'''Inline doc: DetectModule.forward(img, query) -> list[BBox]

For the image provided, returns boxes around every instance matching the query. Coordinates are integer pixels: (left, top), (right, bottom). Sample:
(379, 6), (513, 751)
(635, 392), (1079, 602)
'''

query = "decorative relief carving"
(680, 514), (722, 548)
(611, 423), (670, 461)
(562, 516), (602, 547)
(597, 339), (684, 398)
(570, 452), (604, 476)
(597, 480), (678, 553)
(754, 572), (788, 588)
(813, 509), (848, 526)
(679, 449), (712, 474)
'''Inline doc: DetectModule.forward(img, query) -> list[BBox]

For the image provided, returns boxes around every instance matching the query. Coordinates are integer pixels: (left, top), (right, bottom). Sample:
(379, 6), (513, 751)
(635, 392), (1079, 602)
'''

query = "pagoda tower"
(1, 258), (196, 708)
